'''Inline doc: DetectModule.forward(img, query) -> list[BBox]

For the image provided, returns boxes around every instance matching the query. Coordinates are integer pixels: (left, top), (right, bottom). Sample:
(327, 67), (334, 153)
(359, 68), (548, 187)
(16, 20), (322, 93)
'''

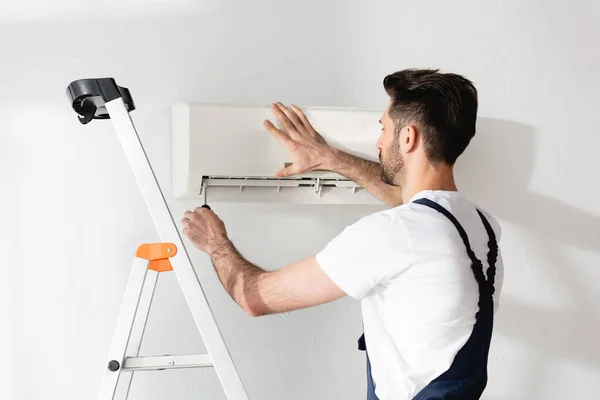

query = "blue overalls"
(359, 198), (498, 400)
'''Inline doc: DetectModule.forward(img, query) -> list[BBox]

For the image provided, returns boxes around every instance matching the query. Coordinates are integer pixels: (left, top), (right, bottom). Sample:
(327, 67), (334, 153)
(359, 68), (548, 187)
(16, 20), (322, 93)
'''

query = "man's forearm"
(208, 238), (266, 316)
(324, 148), (403, 206)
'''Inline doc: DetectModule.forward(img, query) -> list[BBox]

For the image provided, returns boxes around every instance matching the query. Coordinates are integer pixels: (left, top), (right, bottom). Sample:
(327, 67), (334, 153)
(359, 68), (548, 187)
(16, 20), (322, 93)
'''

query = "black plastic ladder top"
(66, 78), (135, 125)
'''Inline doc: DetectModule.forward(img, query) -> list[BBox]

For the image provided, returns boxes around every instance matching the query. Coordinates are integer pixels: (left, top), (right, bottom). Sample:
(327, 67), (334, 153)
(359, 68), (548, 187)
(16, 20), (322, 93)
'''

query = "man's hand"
(181, 207), (229, 254)
(264, 102), (403, 206)
(263, 102), (334, 178)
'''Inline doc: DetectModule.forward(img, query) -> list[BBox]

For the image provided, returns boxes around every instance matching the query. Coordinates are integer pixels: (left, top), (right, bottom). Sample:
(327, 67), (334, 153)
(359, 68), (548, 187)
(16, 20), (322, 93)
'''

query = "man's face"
(376, 104), (404, 185)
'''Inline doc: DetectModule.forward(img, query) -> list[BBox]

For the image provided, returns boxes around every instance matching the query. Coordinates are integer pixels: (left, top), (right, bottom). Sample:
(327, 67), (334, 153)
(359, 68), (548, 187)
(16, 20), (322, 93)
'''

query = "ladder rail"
(102, 97), (249, 400)
(121, 267), (159, 398)
(97, 258), (149, 400)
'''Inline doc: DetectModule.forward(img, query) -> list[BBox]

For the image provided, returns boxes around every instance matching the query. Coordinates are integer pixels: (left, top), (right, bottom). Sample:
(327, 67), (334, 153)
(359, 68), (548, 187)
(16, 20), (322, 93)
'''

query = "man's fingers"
(183, 211), (194, 220)
(290, 105), (312, 131)
(263, 120), (293, 146)
(194, 206), (212, 214)
(276, 103), (304, 132)
(276, 164), (300, 178)
(270, 103), (297, 135)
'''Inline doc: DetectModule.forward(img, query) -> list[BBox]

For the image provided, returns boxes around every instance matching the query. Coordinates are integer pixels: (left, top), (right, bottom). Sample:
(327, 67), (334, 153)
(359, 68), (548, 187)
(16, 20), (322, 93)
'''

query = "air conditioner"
(171, 103), (384, 204)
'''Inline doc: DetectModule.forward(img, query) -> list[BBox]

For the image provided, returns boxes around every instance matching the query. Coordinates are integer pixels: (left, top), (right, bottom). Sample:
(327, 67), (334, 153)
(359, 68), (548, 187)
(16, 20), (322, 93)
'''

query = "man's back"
(316, 190), (503, 399)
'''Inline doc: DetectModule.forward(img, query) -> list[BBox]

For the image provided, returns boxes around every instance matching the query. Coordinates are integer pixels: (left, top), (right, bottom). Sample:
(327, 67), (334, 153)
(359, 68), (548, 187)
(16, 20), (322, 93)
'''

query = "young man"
(181, 68), (504, 400)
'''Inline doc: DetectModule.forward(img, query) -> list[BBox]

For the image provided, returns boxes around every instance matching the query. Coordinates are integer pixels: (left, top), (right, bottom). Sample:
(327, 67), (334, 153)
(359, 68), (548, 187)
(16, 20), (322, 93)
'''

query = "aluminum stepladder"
(66, 78), (249, 400)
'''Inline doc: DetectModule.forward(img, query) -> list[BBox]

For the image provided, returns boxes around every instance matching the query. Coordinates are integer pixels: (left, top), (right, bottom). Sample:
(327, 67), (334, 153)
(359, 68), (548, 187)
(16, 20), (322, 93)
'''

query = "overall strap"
(476, 209), (498, 295)
(409, 198), (499, 400)
(412, 198), (496, 295)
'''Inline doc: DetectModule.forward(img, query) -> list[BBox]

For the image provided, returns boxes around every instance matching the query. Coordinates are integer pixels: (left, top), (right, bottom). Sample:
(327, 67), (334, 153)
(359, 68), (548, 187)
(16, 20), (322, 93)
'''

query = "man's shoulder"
(337, 208), (414, 248)
(346, 192), (502, 240)
(401, 191), (503, 240)
(348, 208), (404, 232)
(355, 204), (420, 228)
(350, 202), (437, 233)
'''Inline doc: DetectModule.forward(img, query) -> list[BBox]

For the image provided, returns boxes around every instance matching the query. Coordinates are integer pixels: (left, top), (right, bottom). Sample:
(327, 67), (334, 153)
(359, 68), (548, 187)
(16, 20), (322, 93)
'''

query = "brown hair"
(383, 68), (478, 165)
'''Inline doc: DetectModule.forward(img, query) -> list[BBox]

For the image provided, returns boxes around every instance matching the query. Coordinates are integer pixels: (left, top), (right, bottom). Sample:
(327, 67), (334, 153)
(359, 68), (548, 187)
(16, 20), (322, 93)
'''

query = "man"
(181, 68), (503, 400)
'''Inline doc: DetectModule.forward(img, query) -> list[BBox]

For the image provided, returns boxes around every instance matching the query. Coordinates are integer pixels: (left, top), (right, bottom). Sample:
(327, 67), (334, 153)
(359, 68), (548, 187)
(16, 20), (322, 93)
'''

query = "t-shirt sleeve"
(315, 212), (413, 300)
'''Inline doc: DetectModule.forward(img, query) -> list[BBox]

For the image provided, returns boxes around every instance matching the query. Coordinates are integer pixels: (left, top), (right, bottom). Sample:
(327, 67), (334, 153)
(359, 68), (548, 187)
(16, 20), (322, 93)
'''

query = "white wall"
(1, 1), (599, 399)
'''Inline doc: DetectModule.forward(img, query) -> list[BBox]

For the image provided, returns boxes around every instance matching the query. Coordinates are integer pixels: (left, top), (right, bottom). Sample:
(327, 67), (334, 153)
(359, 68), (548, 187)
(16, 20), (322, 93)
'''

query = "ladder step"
(122, 354), (214, 371)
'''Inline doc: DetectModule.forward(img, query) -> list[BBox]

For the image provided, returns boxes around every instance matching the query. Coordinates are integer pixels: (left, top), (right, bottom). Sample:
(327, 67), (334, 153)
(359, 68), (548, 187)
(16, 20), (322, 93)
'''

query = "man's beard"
(379, 141), (404, 185)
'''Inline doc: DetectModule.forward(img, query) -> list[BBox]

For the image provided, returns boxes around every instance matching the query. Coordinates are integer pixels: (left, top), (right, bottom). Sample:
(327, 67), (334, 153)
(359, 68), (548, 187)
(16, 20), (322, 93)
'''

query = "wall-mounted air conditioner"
(171, 103), (383, 204)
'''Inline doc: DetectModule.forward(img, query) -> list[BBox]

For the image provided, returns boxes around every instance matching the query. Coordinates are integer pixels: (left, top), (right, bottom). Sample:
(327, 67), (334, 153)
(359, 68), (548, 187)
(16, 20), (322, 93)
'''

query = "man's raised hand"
(263, 102), (333, 178)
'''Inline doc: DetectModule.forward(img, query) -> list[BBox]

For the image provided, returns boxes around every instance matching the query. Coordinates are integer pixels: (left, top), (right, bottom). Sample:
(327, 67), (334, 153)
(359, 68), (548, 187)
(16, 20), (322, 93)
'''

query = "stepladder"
(66, 78), (249, 400)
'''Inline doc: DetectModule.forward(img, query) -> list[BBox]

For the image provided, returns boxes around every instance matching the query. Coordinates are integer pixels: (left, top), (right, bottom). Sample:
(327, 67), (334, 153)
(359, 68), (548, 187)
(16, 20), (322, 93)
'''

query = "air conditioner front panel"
(172, 103), (383, 204)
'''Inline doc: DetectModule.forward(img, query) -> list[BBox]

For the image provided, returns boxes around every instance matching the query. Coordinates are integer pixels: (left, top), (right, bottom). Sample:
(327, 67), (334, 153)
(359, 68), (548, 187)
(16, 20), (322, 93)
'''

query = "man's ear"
(404, 125), (419, 153)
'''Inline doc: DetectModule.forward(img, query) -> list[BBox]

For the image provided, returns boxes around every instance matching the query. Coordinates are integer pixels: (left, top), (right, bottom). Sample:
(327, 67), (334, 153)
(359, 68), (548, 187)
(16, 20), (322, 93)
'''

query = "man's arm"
(181, 207), (346, 317)
(209, 238), (345, 316)
(263, 103), (403, 207)
(324, 148), (403, 207)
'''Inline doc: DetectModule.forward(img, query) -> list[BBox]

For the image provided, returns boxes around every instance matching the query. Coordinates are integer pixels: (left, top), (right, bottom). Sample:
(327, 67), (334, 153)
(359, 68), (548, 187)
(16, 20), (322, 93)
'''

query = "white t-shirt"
(315, 190), (504, 400)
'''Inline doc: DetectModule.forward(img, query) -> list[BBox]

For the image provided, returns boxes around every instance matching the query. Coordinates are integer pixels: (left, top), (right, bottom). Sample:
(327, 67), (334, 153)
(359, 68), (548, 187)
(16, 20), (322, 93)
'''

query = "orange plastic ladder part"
(136, 243), (178, 272)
